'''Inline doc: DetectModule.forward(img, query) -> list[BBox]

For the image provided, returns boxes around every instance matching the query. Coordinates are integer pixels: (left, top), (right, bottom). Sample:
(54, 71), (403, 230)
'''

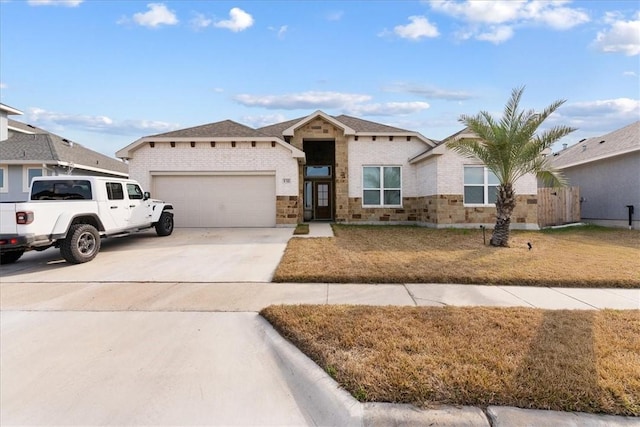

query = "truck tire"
(0, 249), (25, 265)
(60, 224), (101, 264)
(155, 211), (174, 236)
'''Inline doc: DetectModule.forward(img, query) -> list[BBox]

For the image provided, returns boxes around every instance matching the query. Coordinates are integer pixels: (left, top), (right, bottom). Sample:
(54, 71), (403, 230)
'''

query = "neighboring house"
(551, 121), (640, 229)
(116, 110), (539, 228)
(0, 103), (129, 202)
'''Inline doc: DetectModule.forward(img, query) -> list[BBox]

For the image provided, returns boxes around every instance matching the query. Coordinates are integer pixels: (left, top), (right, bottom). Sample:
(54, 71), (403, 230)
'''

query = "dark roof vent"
(27, 124), (36, 129)
(599, 140), (605, 144)
(579, 138), (586, 142)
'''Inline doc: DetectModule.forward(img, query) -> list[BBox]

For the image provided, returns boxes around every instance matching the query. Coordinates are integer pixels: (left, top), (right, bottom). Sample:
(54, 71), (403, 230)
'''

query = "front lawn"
(261, 305), (640, 416)
(273, 225), (640, 287)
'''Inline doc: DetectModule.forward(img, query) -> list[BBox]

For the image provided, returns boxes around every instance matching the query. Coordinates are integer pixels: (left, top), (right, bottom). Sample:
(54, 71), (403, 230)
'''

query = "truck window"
(106, 182), (125, 200)
(127, 183), (144, 200)
(31, 180), (92, 200)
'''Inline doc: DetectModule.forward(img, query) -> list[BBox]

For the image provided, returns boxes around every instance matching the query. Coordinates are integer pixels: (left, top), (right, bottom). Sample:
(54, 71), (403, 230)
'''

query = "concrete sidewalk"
(1, 281), (637, 312)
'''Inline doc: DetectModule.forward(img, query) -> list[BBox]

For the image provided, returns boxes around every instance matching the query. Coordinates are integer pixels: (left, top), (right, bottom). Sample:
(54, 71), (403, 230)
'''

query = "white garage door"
(153, 174), (276, 227)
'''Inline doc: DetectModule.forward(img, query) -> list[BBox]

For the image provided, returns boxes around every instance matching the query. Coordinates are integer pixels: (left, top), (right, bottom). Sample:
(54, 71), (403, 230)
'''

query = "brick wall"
(127, 141), (299, 196)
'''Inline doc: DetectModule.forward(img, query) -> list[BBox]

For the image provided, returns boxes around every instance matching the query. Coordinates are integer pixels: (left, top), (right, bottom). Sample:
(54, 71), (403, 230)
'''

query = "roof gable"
(281, 111), (355, 137)
(552, 121), (640, 169)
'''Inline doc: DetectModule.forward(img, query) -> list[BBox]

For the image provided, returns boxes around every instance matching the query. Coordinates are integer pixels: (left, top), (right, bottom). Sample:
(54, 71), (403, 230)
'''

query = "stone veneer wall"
(289, 117), (349, 223)
(276, 196), (299, 225)
(347, 197), (423, 222)
(346, 194), (538, 227)
(421, 194), (538, 227)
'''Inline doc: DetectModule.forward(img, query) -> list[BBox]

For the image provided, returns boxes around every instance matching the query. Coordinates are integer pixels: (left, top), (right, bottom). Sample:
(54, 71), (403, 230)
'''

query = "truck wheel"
(60, 224), (101, 264)
(155, 211), (174, 236)
(0, 250), (25, 265)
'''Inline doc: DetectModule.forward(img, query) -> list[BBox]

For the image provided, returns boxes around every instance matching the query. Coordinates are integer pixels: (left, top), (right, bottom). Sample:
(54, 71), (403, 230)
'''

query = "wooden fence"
(537, 187), (581, 227)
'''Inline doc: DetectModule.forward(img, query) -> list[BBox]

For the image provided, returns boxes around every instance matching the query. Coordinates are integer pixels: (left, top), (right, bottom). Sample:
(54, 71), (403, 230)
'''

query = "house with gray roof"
(116, 110), (539, 228)
(1, 103), (129, 202)
(551, 121), (640, 229)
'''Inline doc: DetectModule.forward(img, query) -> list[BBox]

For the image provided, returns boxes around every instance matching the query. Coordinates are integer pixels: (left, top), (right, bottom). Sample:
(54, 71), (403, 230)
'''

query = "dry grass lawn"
(261, 305), (640, 416)
(274, 225), (640, 287)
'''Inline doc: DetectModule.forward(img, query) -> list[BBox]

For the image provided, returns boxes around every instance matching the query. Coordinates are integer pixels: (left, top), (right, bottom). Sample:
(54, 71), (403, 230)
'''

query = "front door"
(314, 181), (332, 220)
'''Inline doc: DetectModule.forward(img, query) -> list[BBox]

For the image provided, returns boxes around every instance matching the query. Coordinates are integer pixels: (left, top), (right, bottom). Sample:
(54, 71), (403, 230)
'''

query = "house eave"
(554, 146), (640, 170)
(0, 104), (23, 115)
(0, 160), (128, 177)
(116, 136), (305, 160)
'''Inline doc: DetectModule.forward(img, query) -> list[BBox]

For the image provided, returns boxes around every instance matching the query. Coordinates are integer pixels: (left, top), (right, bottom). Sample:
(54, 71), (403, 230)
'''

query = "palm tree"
(447, 86), (576, 247)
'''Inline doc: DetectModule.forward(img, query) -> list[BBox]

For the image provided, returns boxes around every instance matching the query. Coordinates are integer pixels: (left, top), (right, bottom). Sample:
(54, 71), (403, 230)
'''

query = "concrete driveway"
(0, 228), (293, 283)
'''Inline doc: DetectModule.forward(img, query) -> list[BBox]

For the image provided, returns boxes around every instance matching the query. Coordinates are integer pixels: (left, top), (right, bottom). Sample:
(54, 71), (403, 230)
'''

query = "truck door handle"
(129, 205), (136, 208)
(110, 206), (118, 209)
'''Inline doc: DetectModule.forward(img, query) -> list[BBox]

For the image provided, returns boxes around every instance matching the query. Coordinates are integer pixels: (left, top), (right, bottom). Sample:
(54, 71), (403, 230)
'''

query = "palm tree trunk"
(490, 183), (516, 247)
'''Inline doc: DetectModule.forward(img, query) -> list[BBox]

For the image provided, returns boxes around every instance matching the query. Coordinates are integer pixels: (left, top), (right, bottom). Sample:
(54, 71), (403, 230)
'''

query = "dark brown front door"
(314, 181), (332, 220)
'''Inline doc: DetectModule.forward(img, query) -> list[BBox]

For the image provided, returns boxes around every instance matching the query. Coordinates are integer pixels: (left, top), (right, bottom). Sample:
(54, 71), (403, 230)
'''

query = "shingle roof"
(552, 121), (640, 169)
(148, 120), (268, 139)
(257, 114), (412, 137)
(8, 119), (46, 134)
(257, 117), (304, 138)
(332, 114), (411, 133)
(1, 123), (128, 175)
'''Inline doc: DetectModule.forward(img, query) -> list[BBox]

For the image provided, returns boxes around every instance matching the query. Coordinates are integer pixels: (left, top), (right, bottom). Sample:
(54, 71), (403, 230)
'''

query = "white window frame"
(362, 165), (402, 207)
(23, 166), (44, 192)
(463, 165), (499, 206)
(0, 165), (7, 193)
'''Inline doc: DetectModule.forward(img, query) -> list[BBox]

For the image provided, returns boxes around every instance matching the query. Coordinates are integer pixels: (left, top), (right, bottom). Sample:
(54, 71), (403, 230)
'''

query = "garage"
(152, 174), (276, 227)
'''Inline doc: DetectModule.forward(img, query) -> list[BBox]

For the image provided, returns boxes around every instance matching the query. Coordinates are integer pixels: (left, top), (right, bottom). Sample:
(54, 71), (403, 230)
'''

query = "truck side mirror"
(143, 192), (151, 200)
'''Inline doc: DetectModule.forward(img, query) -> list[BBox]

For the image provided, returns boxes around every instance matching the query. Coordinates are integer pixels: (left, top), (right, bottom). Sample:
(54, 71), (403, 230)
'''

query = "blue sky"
(1, 0), (638, 158)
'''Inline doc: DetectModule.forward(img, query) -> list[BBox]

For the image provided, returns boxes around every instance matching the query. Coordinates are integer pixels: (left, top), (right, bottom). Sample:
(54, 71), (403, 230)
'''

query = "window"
(363, 166), (401, 206)
(31, 180), (92, 200)
(0, 165), (6, 193)
(127, 183), (144, 200)
(23, 167), (44, 192)
(106, 182), (124, 200)
(304, 166), (331, 177)
(464, 166), (499, 205)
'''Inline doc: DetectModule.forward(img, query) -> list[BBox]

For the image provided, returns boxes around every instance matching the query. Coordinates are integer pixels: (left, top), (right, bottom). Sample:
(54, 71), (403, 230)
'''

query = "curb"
(259, 316), (640, 427)
(259, 316), (488, 426)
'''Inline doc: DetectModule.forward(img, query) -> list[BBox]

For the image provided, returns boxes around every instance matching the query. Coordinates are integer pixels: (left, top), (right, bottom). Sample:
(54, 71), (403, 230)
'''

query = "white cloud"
(476, 25), (514, 44)
(27, 0), (83, 6)
(214, 7), (254, 32)
(549, 98), (640, 131)
(268, 25), (288, 39)
(429, 0), (589, 43)
(326, 11), (344, 21)
(234, 90), (430, 117)
(392, 15), (439, 40)
(346, 102), (430, 116)
(623, 71), (638, 77)
(190, 12), (212, 30)
(131, 3), (178, 28)
(385, 83), (474, 101)
(592, 13), (640, 56)
(430, 0), (522, 24)
(0, 82), (7, 89)
(529, 5), (590, 30)
(234, 91), (372, 109)
(242, 114), (289, 128)
(26, 108), (180, 136)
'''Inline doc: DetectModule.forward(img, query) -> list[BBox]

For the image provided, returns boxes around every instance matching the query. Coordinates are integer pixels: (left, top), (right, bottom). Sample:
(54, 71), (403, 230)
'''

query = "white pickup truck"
(0, 176), (174, 265)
